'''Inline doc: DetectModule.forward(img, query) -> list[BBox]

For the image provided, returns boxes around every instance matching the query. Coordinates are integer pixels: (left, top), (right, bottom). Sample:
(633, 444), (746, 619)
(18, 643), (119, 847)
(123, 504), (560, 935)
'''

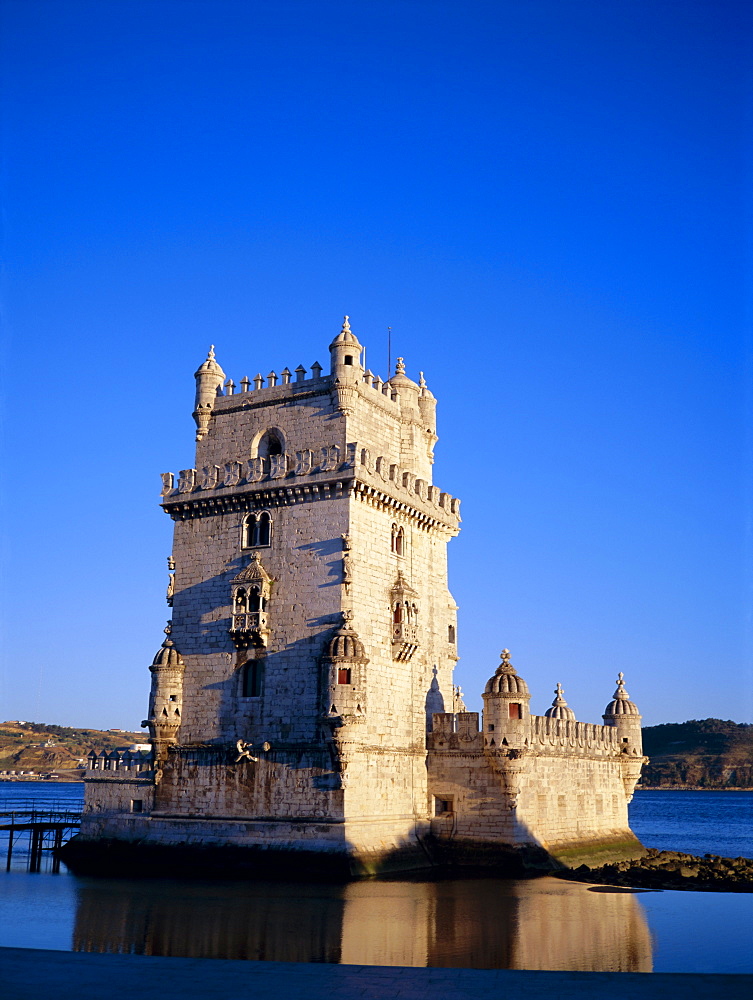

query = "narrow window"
(257, 511), (271, 546)
(249, 586), (261, 612)
(242, 515), (255, 548)
(391, 523), (398, 552)
(509, 703), (521, 719)
(395, 526), (405, 556)
(448, 625), (456, 644)
(242, 660), (263, 698)
(393, 604), (403, 624)
(337, 667), (351, 685)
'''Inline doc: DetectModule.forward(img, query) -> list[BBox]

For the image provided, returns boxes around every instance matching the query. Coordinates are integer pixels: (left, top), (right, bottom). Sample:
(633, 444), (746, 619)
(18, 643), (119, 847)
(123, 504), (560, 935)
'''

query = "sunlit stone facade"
(72, 318), (645, 874)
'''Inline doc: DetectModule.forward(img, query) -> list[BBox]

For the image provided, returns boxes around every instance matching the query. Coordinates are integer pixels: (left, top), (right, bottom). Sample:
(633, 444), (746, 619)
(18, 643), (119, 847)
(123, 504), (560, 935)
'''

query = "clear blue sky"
(1, 0), (750, 730)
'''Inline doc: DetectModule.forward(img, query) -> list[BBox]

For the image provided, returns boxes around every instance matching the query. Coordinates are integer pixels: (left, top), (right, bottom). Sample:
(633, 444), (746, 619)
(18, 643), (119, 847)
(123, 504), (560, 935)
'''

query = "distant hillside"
(641, 719), (753, 788)
(0, 721), (147, 776)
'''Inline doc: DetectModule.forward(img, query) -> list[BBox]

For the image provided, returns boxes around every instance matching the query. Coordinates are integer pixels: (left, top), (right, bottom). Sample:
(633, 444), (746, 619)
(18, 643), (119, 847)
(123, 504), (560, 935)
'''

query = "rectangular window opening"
(337, 667), (352, 685)
(434, 797), (454, 816)
(130, 799), (143, 813)
(508, 703), (521, 719)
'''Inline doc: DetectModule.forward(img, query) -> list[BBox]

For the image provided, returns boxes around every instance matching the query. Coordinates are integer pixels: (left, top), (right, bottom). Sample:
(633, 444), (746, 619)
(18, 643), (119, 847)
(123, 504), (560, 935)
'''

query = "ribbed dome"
(545, 682), (576, 721)
(329, 315), (362, 348)
(604, 673), (640, 717)
(151, 638), (185, 670)
(194, 345), (225, 379)
(484, 649), (530, 697)
(325, 616), (368, 663)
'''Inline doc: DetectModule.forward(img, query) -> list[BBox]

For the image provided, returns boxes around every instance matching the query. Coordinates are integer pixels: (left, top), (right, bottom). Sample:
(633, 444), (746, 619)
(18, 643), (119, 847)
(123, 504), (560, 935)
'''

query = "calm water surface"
(0, 782), (751, 973)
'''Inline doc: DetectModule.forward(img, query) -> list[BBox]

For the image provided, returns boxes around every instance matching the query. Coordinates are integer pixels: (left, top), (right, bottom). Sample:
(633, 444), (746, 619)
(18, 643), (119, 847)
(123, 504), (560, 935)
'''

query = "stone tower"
(118, 317), (461, 873)
(71, 316), (646, 876)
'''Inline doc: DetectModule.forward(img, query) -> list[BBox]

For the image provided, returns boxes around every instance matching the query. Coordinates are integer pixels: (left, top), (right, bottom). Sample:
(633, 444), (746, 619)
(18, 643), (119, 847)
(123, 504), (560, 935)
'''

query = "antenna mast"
(387, 326), (392, 378)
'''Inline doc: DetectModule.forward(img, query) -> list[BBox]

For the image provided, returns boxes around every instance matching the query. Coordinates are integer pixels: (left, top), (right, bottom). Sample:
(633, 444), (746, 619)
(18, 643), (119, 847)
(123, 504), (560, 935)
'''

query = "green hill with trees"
(0, 721), (146, 778)
(641, 719), (753, 788)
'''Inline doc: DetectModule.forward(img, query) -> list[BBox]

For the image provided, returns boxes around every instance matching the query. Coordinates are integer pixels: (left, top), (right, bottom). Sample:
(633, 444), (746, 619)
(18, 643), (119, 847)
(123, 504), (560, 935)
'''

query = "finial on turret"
(342, 315), (351, 332)
(395, 357), (406, 375)
(208, 345), (215, 359)
(419, 371), (427, 388)
(603, 671), (641, 719)
(545, 682), (576, 720)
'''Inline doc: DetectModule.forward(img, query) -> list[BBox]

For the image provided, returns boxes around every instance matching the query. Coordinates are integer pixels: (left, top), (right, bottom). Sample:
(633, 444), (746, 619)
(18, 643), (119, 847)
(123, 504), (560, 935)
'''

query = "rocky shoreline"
(556, 848), (753, 892)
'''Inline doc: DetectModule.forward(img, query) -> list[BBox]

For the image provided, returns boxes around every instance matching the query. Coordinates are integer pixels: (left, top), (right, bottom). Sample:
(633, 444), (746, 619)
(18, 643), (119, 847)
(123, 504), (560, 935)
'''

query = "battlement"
(212, 362), (329, 409)
(208, 361), (415, 414)
(428, 712), (622, 755)
(160, 441), (460, 528)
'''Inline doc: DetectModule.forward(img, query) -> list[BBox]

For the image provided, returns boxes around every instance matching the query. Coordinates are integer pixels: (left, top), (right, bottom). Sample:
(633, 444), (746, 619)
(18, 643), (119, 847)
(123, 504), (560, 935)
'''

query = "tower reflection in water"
(73, 877), (652, 972)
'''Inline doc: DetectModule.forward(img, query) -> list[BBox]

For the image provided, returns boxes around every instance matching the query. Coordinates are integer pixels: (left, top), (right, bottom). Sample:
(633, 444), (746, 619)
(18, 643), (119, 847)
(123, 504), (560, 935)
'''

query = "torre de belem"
(68, 318), (647, 876)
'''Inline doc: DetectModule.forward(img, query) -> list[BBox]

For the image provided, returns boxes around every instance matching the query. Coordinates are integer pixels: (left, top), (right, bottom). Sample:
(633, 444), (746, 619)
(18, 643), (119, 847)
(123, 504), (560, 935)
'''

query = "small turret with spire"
(329, 316), (363, 377)
(329, 316), (363, 415)
(603, 672), (643, 756)
(193, 345), (226, 443)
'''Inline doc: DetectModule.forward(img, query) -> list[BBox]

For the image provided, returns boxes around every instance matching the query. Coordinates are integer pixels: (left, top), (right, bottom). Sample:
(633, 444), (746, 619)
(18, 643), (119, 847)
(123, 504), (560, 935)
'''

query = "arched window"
(242, 660), (263, 698)
(242, 512), (272, 549)
(393, 603), (403, 624)
(391, 524), (405, 556)
(257, 511), (271, 546)
(257, 429), (283, 458)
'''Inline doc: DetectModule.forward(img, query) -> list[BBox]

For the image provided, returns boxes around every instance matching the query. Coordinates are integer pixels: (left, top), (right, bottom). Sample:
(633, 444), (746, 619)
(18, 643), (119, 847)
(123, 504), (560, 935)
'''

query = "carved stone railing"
(87, 749), (153, 772)
(229, 611), (270, 649)
(392, 622), (419, 662)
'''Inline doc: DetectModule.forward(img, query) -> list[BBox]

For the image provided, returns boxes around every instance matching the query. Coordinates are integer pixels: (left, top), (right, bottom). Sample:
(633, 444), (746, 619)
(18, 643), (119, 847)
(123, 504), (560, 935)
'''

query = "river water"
(1, 783), (751, 974)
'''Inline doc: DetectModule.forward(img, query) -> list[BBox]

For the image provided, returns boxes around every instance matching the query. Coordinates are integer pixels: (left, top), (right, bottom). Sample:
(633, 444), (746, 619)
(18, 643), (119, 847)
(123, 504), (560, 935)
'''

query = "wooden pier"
(1, 804), (82, 872)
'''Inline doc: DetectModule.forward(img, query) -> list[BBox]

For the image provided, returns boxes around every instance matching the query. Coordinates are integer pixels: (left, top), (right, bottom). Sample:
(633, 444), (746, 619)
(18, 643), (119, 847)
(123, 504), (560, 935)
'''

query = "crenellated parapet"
(160, 441), (461, 531)
(428, 711), (623, 757)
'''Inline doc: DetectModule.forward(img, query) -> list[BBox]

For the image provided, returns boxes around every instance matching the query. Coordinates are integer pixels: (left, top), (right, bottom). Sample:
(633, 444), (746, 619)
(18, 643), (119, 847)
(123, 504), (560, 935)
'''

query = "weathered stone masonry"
(71, 317), (646, 874)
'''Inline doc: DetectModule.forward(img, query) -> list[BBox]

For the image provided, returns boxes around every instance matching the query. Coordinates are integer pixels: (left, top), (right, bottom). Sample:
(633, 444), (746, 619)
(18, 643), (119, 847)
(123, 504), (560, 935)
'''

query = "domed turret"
(544, 682), (576, 721)
(151, 637), (184, 671)
(482, 649), (531, 746)
(484, 649), (530, 697)
(388, 357), (421, 417)
(417, 371), (438, 459)
(329, 316), (363, 376)
(144, 627), (186, 760)
(603, 672), (640, 717)
(321, 612), (369, 723)
(193, 345), (226, 442)
(326, 622), (367, 662)
(603, 672), (643, 756)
